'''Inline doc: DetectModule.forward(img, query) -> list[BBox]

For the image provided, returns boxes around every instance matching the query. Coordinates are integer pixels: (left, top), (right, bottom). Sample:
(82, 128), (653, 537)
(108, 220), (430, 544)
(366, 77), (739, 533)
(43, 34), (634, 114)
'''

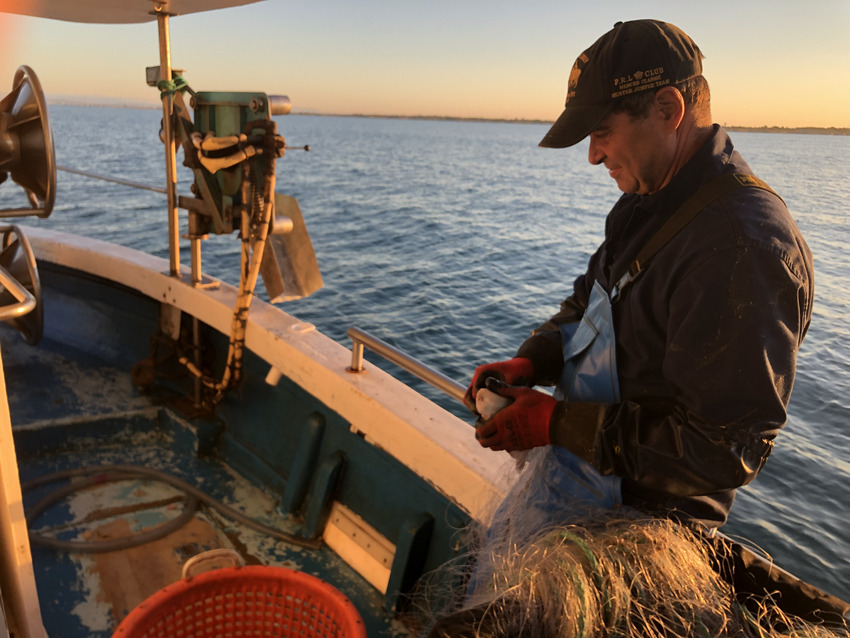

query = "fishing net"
(413, 450), (849, 638)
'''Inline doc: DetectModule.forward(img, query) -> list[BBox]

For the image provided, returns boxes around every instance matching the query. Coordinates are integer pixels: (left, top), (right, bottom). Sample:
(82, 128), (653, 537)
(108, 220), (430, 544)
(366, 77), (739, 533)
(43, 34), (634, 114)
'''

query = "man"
(465, 19), (814, 530)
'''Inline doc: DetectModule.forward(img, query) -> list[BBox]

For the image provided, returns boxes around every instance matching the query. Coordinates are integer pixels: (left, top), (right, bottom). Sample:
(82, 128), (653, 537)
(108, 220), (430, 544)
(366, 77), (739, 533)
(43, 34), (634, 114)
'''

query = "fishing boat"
(0, 2), (847, 637)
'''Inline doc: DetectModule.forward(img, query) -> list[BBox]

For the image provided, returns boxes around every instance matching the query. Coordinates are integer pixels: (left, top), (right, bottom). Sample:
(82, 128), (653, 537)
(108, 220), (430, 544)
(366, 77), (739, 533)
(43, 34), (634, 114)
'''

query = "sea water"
(5, 105), (849, 600)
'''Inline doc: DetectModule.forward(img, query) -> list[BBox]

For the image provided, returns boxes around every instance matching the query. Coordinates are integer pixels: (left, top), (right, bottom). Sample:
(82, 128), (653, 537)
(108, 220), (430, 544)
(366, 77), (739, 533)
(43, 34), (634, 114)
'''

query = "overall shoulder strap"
(613, 173), (780, 297)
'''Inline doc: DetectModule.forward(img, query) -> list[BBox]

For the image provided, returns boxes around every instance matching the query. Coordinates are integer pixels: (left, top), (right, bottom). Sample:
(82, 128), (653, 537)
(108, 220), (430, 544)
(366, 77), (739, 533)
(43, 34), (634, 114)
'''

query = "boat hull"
(2, 226), (514, 636)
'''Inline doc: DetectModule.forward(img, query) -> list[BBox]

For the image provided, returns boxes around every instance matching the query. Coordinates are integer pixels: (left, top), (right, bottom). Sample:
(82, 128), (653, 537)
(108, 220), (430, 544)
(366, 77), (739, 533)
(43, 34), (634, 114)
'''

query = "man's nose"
(588, 138), (604, 165)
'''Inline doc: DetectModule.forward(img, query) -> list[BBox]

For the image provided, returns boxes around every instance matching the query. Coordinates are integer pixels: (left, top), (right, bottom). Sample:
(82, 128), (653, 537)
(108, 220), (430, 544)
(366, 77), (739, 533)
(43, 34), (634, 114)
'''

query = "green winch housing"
(177, 90), (290, 236)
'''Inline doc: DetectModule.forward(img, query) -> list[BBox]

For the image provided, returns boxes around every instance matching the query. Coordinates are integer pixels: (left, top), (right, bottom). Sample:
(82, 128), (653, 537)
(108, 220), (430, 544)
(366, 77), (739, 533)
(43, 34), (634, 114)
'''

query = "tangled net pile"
(424, 514), (847, 637)
(418, 514), (848, 637)
(414, 448), (848, 638)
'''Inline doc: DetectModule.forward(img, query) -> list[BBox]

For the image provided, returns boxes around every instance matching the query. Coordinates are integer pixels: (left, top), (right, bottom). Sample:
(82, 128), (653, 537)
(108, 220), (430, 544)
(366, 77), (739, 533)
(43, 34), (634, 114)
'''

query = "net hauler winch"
(146, 65), (322, 302)
(0, 65), (56, 346)
(133, 64), (323, 409)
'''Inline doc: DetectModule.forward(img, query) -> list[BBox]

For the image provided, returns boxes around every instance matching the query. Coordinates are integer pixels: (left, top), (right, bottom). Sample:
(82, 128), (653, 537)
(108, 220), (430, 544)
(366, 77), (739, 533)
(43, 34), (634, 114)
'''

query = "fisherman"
(464, 19), (814, 533)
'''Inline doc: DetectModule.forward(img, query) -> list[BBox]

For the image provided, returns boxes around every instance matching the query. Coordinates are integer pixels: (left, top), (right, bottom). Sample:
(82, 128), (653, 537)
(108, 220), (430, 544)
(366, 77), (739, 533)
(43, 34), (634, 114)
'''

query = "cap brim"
(538, 102), (613, 148)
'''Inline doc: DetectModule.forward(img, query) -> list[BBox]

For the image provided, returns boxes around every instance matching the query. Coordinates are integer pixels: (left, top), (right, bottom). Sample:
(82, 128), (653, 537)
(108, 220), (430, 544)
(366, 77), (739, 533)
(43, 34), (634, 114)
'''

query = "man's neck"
(652, 119), (714, 194)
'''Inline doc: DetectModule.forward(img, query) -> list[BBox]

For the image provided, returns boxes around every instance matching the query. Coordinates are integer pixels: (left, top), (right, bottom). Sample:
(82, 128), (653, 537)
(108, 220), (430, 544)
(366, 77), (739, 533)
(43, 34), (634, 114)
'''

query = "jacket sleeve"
(573, 240), (811, 496)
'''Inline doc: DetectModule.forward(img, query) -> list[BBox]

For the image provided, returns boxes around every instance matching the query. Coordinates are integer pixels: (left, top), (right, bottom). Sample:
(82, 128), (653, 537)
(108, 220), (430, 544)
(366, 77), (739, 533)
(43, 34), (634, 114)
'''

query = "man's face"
(587, 108), (676, 195)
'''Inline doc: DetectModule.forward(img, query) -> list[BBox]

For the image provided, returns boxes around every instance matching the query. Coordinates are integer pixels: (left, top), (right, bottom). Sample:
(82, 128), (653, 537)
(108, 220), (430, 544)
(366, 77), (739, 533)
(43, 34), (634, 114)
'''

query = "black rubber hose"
(24, 470), (199, 553)
(22, 464), (322, 552)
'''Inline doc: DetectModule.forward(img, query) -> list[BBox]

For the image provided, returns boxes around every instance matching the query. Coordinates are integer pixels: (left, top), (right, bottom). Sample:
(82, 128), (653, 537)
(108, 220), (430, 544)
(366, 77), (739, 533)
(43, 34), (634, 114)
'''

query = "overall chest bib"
(555, 279), (621, 403)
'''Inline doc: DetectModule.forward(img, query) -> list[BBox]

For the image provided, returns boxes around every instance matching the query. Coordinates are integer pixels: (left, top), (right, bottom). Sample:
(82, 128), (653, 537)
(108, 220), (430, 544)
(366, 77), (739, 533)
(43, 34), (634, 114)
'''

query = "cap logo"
(611, 66), (668, 99)
(566, 53), (589, 102)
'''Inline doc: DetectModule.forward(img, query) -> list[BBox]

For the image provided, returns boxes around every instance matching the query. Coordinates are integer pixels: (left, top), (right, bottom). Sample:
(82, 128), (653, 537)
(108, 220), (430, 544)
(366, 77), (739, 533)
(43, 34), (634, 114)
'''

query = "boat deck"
(1, 325), (412, 637)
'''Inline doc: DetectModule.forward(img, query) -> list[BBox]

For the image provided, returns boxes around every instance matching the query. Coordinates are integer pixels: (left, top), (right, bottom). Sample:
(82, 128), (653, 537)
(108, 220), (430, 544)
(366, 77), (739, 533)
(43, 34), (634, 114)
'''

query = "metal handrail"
(347, 327), (465, 403)
(0, 265), (35, 319)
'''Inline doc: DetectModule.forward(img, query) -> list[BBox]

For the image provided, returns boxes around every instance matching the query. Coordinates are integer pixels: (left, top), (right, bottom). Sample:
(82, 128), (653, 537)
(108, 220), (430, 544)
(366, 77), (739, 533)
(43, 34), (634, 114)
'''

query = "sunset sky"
(1, 0), (848, 129)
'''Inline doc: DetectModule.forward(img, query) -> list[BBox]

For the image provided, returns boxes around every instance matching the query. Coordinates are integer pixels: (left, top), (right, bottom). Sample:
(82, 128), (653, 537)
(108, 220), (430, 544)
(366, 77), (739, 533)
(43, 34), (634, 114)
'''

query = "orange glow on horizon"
(0, 5), (848, 130)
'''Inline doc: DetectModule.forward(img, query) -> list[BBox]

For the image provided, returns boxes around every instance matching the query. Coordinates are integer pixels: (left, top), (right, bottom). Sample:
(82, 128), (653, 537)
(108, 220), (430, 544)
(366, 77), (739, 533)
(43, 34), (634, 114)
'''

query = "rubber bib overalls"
(491, 174), (780, 541)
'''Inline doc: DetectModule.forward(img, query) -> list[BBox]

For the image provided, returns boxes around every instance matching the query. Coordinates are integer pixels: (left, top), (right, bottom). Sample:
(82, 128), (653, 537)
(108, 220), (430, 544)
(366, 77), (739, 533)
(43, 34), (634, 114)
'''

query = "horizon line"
(44, 97), (850, 135)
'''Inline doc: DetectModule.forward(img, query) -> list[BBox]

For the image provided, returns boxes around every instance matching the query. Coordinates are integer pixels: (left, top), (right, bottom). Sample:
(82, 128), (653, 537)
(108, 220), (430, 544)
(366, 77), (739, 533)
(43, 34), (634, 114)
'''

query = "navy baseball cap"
(539, 20), (704, 148)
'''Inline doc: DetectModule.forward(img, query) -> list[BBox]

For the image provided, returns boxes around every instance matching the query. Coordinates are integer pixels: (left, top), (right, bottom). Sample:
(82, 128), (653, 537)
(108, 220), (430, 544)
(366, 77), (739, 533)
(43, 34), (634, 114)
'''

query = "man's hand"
(463, 357), (534, 415)
(474, 381), (556, 452)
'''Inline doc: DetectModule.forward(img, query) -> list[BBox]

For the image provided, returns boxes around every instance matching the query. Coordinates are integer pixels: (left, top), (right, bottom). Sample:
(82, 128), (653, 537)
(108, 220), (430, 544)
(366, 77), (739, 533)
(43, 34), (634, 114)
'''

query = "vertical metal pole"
(192, 316), (202, 407)
(157, 9), (181, 278)
(190, 235), (202, 285)
(187, 211), (203, 286)
(187, 213), (202, 405)
(350, 340), (364, 372)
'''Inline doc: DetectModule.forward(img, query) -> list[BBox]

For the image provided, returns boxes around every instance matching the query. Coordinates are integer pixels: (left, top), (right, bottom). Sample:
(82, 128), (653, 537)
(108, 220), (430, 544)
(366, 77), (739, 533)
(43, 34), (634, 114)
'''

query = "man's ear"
(653, 86), (685, 130)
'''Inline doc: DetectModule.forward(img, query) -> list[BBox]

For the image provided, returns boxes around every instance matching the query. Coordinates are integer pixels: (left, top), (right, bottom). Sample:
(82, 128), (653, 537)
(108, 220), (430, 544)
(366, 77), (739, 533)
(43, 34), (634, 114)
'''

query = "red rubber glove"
(474, 380), (556, 452)
(463, 357), (534, 415)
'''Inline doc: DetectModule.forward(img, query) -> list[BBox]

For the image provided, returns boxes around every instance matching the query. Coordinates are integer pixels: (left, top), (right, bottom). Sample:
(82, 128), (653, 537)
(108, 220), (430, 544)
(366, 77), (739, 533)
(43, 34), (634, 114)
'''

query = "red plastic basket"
(112, 566), (367, 638)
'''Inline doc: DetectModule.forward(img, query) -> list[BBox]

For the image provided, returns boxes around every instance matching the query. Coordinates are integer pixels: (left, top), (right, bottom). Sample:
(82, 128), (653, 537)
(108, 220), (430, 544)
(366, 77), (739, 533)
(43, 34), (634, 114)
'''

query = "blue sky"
(2, 0), (848, 127)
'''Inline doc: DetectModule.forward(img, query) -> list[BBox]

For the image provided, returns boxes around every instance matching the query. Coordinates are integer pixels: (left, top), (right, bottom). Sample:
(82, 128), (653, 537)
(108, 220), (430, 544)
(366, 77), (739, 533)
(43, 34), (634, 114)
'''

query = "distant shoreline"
(309, 113), (850, 136)
(45, 100), (850, 136)
(724, 125), (850, 136)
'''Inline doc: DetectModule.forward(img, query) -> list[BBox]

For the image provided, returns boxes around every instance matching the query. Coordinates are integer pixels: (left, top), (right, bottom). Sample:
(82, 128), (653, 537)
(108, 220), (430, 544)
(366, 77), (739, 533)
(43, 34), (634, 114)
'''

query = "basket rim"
(113, 564), (367, 637)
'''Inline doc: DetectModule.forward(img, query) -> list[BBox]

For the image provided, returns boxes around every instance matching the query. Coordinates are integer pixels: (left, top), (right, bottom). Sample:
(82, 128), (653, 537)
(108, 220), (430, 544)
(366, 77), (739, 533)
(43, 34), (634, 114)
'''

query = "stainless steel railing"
(0, 225), (37, 321)
(0, 267), (35, 319)
(347, 327), (465, 403)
